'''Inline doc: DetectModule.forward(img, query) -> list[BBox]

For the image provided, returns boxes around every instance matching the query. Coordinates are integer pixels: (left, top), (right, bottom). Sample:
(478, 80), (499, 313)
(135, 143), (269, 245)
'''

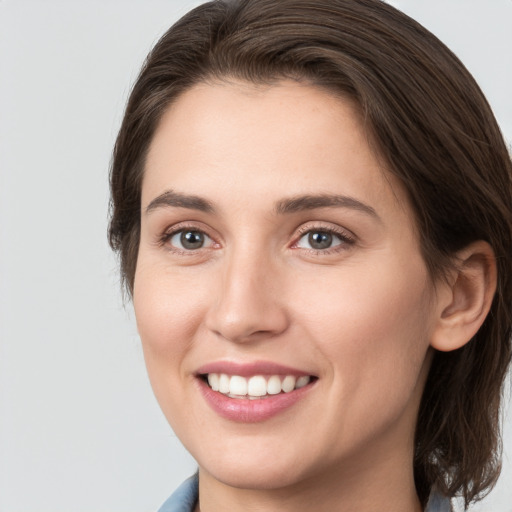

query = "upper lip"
(196, 360), (315, 378)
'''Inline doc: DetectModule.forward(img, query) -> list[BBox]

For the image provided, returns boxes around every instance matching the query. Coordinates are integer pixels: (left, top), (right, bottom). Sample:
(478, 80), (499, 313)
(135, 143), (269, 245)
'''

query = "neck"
(196, 442), (423, 512)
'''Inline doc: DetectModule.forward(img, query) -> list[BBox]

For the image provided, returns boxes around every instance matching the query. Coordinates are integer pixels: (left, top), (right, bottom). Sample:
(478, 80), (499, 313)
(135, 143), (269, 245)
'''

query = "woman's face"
(134, 80), (440, 490)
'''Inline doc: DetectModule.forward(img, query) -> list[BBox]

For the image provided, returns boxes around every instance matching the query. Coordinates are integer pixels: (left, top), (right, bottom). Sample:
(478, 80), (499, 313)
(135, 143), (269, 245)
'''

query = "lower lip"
(197, 378), (315, 423)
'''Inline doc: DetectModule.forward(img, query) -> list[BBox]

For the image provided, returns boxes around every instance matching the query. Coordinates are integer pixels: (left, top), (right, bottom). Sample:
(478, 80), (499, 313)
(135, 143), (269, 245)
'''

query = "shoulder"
(425, 487), (453, 512)
(157, 474), (199, 512)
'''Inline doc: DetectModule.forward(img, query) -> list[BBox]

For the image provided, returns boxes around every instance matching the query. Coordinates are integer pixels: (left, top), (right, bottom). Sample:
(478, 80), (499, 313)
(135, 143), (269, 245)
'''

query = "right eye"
(167, 229), (214, 251)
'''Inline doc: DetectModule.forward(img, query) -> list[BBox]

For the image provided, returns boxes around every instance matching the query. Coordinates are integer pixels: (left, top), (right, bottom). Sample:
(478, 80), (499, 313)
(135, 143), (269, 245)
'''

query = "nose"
(204, 249), (289, 344)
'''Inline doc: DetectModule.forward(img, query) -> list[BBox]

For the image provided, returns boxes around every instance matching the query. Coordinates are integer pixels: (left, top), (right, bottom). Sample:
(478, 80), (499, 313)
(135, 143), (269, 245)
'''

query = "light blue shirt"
(157, 474), (452, 512)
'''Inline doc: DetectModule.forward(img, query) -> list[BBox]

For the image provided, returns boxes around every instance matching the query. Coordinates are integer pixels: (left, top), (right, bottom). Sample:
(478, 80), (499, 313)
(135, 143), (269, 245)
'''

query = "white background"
(0, 1), (511, 511)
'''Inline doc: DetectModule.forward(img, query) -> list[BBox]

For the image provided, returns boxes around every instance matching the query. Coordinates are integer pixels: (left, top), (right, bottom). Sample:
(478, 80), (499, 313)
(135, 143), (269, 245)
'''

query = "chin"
(201, 461), (308, 491)
(192, 444), (315, 491)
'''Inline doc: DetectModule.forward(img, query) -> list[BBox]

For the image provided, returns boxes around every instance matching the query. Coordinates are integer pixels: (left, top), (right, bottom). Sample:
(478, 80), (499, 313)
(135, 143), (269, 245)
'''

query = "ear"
(430, 241), (497, 352)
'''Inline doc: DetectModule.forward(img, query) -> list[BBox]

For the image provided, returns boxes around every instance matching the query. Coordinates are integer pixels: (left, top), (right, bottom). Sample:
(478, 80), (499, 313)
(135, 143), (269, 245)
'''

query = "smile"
(205, 373), (312, 399)
(196, 362), (317, 422)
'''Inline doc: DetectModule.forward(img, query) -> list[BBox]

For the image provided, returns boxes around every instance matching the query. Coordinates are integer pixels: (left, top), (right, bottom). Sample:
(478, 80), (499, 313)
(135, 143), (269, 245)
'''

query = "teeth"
(296, 375), (310, 389)
(247, 376), (267, 397)
(205, 373), (312, 398)
(229, 375), (248, 396)
(219, 373), (230, 394)
(281, 375), (296, 393)
(267, 375), (282, 395)
(207, 373), (219, 391)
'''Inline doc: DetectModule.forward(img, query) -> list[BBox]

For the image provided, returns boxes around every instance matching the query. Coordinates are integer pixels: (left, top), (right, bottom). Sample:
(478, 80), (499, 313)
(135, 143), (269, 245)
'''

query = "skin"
(133, 80), (489, 512)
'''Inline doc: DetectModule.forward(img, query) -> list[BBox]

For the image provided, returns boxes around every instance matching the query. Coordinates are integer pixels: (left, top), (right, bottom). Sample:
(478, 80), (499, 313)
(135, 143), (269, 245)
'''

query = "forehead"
(143, 80), (408, 220)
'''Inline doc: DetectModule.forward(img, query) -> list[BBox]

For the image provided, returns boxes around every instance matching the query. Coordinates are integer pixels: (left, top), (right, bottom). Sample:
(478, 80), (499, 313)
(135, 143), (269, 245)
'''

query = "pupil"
(309, 231), (332, 250)
(181, 231), (204, 249)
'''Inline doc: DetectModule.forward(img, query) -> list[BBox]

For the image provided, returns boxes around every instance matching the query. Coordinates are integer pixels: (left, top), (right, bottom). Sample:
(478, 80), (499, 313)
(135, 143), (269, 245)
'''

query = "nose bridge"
(206, 239), (288, 343)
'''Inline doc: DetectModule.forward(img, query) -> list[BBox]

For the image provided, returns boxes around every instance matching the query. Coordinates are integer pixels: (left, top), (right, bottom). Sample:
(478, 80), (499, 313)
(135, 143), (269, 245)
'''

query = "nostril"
(204, 274), (289, 344)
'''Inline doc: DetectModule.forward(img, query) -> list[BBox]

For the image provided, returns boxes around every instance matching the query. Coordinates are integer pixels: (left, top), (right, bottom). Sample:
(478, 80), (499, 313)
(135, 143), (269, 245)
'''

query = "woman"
(108, 0), (512, 510)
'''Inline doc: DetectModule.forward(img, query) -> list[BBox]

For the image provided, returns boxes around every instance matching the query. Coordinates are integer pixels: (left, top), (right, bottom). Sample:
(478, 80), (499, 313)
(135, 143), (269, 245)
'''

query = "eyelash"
(158, 223), (356, 256)
(158, 223), (217, 255)
(293, 224), (356, 255)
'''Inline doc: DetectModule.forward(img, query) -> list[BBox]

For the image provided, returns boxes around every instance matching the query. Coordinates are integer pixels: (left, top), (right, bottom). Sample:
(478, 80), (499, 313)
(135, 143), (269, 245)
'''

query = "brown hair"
(109, 0), (512, 507)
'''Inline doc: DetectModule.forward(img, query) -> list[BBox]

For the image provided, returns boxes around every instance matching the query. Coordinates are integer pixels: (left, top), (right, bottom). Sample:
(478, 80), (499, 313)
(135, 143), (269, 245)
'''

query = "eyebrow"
(145, 190), (379, 220)
(145, 190), (215, 214)
(274, 194), (379, 219)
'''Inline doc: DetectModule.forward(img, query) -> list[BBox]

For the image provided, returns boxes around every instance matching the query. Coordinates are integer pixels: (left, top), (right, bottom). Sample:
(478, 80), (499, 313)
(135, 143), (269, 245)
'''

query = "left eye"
(169, 230), (213, 250)
(296, 230), (343, 250)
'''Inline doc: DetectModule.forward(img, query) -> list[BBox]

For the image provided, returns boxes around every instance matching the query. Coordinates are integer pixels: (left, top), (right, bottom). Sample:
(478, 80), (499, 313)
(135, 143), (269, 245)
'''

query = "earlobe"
(430, 241), (497, 352)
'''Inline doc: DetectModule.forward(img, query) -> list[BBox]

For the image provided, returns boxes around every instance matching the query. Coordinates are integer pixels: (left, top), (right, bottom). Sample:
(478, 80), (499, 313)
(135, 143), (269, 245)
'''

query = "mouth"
(195, 361), (317, 422)
(199, 373), (316, 399)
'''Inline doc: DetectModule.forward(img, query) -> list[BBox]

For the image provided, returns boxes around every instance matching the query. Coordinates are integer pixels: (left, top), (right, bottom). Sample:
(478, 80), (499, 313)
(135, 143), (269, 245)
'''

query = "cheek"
(296, 255), (433, 411)
(300, 256), (431, 340)
(133, 263), (207, 356)
(132, 262), (213, 423)
(133, 263), (210, 427)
